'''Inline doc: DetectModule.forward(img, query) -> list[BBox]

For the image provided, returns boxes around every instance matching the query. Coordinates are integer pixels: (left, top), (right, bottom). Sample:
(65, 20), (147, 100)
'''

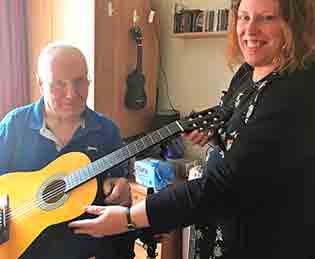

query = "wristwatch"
(125, 207), (137, 231)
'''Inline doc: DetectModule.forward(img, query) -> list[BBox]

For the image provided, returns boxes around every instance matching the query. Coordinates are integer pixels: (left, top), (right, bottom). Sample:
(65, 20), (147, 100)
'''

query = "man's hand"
(68, 205), (128, 237)
(103, 177), (131, 207)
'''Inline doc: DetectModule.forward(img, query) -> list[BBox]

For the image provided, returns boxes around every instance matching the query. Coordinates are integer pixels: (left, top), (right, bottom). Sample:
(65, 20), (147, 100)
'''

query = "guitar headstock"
(130, 25), (143, 46)
(179, 106), (232, 133)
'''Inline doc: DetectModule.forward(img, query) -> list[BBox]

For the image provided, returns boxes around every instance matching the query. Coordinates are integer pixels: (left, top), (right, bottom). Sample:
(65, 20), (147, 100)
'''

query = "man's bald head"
(37, 42), (88, 82)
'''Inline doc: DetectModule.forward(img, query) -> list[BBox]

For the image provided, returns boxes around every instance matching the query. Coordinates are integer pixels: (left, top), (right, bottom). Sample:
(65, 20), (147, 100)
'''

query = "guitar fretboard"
(65, 121), (182, 192)
(136, 44), (143, 73)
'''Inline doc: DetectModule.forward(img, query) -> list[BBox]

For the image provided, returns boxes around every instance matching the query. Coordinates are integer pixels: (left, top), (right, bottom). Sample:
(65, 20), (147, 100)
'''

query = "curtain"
(0, 0), (30, 120)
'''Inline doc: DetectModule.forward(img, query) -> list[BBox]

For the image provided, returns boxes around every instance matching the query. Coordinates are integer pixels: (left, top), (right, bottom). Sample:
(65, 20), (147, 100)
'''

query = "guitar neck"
(65, 121), (183, 192)
(136, 44), (143, 73)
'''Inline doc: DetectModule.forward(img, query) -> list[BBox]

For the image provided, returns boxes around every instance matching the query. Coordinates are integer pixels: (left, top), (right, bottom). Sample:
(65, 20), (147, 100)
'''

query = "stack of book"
(174, 8), (229, 34)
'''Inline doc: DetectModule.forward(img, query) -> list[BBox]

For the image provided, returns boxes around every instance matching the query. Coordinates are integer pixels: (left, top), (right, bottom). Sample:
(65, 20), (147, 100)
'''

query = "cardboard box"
(134, 158), (175, 191)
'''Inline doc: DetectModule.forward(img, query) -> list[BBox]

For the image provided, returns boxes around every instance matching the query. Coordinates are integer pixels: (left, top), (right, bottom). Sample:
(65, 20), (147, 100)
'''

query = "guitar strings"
(1, 183), (71, 224)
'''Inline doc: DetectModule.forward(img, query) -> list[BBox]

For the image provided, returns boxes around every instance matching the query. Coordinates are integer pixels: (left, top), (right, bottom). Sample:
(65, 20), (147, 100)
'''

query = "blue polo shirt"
(0, 97), (127, 179)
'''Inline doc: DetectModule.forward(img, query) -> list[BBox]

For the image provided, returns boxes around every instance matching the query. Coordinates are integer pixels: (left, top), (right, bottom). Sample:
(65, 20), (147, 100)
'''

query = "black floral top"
(193, 64), (281, 259)
(147, 62), (315, 259)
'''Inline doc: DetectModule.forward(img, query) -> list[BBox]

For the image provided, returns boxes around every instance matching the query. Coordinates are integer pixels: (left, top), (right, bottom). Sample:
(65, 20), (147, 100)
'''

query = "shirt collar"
(80, 107), (101, 132)
(29, 97), (45, 130)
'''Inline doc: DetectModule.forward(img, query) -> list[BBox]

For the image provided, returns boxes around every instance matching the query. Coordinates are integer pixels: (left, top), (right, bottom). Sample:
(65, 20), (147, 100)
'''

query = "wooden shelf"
(173, 31), (227, 39)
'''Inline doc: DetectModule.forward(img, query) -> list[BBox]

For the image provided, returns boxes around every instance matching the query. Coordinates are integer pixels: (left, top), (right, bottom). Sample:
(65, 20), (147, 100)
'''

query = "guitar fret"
(128, 142), (138, 157)
(121, 147), (129, 158)
(152, 131), (162, 143)
(143, 135), (152, 146)
(78, 170), (83, 182)
(169, 122), (180, 134)
(165, 125), (173, 135)
(148, 134), (154, 144)
(156, 129), (163, 139)
(140, 138), (146, 148)
(159, 127), (170, 138)
(135, 140), (144, 151)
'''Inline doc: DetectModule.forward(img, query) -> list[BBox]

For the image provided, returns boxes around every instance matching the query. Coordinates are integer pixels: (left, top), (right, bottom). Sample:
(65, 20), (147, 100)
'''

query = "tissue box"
(134, 158), (175, 191)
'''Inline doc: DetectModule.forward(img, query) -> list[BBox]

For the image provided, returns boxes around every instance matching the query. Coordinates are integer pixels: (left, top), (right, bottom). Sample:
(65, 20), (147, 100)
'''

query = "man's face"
(39, 51), (89, 120)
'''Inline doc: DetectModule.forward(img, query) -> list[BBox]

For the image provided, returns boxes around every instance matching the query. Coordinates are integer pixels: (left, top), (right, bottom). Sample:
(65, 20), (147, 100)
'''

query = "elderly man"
(0, 43), (134, 259)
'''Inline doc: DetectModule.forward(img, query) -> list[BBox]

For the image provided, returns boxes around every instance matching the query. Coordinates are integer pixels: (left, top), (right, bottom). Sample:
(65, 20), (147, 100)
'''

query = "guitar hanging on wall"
(125, 25), (147, 110)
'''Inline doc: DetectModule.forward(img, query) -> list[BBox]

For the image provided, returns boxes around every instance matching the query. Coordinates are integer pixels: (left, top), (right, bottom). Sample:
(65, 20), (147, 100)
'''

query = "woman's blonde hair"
(226, 0), (315, 73)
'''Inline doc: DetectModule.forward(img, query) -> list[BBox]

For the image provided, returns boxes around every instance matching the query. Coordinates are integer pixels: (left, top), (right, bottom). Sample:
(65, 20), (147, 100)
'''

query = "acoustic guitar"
(0, 105), (232, 259)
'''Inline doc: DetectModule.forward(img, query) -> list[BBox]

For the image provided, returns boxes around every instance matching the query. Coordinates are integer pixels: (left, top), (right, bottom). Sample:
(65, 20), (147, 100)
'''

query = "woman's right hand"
(182, 129), (218, 147)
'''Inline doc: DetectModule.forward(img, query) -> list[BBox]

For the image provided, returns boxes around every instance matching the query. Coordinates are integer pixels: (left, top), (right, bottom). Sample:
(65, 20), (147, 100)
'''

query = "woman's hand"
(68, 205), (128, 237)
(182, 128), (218, 147)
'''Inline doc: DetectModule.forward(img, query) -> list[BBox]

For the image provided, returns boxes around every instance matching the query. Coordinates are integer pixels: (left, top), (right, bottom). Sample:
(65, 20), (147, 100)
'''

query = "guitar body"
(125, 69), (147, 110)
(125, 25), (147, 110)
(0, 152), (97, 259)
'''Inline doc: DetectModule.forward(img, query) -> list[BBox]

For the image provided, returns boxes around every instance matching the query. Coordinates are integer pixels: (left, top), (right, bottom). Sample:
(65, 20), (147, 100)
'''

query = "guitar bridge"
(0, 194), (9, 244)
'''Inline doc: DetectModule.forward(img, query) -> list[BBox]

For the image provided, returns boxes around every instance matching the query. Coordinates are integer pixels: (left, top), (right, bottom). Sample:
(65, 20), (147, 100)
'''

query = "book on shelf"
(174, 7), (230, 34)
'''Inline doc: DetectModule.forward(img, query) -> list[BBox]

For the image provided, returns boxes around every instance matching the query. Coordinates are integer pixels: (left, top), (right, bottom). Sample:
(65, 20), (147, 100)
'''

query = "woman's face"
(236, 0), (285, 69)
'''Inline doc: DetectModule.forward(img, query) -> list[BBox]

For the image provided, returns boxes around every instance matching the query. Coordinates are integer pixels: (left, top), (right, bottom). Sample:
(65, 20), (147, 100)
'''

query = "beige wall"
(151, 0), (234, 159)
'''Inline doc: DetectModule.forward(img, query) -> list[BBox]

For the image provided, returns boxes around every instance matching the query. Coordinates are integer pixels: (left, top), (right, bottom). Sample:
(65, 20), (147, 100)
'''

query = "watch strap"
(126, 207), (137, 230)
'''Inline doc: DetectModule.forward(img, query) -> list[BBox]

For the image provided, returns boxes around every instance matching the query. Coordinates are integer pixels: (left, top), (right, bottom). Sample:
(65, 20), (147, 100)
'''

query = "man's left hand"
(103, 177), (131, 207)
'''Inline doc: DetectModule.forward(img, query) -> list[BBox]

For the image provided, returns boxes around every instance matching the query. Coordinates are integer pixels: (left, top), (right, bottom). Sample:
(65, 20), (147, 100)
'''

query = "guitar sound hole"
(42, 180), (66, 204)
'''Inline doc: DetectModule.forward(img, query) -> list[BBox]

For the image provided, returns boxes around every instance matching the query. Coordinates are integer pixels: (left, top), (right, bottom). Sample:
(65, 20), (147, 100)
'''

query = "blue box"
(134, 158), (176, 191)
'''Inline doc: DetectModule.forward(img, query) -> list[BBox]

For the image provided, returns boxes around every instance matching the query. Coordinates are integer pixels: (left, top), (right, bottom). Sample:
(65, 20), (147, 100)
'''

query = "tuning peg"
(133, 9), (140, 26)
(189, 110), (196, 117)
(105, 0), (115, 16)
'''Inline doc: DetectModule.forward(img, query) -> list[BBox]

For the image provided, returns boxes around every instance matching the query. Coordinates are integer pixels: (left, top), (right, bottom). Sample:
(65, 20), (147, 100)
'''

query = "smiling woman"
(0, 0), (30, 120)
(67, 0), (315, 258)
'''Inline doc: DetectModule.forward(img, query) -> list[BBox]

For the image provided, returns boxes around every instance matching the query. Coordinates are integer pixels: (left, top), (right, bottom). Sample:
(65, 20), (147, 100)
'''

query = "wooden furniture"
(130, 182), (182, 259)
(94, 0), (159, 138)
(26, 0), (159, 138)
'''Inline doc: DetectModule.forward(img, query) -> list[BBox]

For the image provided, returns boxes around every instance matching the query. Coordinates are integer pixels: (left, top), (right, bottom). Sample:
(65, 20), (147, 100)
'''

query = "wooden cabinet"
(130, 182), (182, 259)
(27, 0), (159, 138)
(94, 0), (159, 138)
